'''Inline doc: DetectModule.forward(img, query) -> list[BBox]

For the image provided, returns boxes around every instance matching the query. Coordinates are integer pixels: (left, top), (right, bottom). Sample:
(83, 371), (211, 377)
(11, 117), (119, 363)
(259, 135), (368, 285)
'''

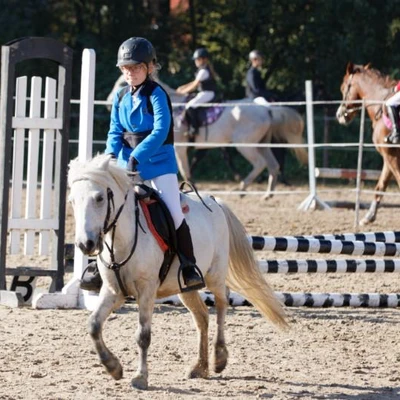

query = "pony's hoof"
(131, 373), (148, 390)
(213, 346), (228, 373)
(262, 192), (273, 201)
(187, 362), (209, 379)
(360, 218), (371, 226)
(103, 357), (123, 380)
(108, 363), (123, 380)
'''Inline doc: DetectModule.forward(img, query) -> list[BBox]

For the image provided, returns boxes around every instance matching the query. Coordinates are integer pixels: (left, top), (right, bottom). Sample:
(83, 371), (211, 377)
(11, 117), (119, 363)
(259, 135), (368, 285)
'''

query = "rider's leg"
(185, 107), (199, 136)
(185, 91), (215, 137)
(151, 174), (205, 291)
(385, 91), (400, 143)
(386, 105), (400, 144)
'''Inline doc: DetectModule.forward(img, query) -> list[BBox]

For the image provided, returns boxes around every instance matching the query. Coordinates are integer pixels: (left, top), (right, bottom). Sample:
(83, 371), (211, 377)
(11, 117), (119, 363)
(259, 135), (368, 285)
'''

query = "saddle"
(134, 183), (188, 285)
(184, 105), (224, 131)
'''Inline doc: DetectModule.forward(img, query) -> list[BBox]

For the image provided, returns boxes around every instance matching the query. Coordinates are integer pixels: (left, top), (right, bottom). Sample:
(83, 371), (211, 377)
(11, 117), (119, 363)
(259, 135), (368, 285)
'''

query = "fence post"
(354, 99), (366, 229)
(298, 80), (330, 211)
(33, 49), (97, 309)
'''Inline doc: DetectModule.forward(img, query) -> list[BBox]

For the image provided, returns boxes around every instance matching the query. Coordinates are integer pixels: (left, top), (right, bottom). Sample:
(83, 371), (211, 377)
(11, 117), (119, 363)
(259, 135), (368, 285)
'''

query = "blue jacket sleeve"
(131, 87), (171, 163)
(105, 90), (126, 156)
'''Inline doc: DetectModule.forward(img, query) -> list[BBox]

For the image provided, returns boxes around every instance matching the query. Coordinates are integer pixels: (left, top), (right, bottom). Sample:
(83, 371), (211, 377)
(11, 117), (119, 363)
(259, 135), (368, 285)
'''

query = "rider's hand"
(127, 156), (138, 173)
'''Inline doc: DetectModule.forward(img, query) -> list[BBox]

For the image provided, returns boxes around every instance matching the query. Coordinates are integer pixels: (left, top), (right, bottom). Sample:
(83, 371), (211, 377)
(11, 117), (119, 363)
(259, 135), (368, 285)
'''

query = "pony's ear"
(346, 62), (354, 74)
(96, 153), (112, 171)
(364, 62), (372, 70)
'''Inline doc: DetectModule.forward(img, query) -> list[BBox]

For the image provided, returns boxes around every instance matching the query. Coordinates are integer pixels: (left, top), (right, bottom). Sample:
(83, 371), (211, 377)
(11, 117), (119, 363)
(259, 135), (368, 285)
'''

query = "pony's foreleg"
(88, 289), (125, 380)
(178, 292), (209, 379)
(131, 285), (156, 390)
(361, 162), (392, 225)
(212, 289), (229, 373)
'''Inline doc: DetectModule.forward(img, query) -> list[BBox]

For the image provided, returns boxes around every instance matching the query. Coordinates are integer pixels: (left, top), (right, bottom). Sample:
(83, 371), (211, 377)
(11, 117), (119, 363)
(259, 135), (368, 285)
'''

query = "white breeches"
(150, 174), (184, 229)
(386, 90), (400, 106)
(186, 91), (215, 109)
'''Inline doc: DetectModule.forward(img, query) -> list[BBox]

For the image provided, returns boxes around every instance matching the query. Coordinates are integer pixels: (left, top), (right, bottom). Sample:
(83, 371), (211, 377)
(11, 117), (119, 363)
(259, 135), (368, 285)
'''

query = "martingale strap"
(99, 188), (140, 297)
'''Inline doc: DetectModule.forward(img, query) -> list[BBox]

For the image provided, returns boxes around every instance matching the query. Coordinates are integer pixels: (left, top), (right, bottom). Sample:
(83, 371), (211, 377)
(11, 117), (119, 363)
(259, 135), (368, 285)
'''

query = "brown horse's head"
(336, 62), (367, 125)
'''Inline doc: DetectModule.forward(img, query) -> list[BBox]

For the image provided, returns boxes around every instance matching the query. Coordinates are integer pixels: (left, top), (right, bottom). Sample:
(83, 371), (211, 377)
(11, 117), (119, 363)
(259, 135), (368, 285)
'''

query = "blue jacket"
(106, 81), (178, 180)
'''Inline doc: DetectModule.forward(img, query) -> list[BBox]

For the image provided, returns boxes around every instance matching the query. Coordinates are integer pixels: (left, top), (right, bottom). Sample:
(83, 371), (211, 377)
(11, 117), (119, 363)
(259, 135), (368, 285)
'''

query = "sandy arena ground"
(1, 182), (400, 400)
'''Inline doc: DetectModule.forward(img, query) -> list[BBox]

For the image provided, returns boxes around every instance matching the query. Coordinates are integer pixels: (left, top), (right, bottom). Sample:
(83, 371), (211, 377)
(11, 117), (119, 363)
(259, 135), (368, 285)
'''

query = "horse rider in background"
(246, 49), (288, 184)
(176, 47), (218, 140)
(384, 81), (400, 144)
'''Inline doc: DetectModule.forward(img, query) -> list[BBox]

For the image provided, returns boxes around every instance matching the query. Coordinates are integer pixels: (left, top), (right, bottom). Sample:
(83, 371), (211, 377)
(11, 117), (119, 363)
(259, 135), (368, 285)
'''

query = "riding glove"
(127, 156), (138, 172)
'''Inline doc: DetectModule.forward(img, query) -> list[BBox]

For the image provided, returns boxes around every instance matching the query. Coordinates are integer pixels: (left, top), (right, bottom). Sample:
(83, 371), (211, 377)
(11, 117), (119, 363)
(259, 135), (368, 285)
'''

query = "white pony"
(68, 154), (287, 390)
(107, 75), (307, 199)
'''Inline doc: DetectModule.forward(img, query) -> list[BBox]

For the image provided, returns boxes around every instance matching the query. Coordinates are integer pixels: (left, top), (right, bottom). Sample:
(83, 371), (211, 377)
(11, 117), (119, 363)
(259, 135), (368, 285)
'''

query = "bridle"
(98, 187), (141, 297)
(340, 74), (363, 117)
(340, 72), (386, 121)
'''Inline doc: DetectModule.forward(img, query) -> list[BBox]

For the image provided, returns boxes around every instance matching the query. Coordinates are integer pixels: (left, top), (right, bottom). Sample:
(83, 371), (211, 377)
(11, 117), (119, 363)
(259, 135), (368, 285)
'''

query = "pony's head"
(68, 154), (133, 256)
(336, 62), (368, 125)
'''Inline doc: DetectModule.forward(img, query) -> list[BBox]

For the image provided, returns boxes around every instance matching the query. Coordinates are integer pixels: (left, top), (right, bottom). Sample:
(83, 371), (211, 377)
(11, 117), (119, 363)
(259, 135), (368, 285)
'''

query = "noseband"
(99, 187), (140, 297)
(340, 74), (362, 116)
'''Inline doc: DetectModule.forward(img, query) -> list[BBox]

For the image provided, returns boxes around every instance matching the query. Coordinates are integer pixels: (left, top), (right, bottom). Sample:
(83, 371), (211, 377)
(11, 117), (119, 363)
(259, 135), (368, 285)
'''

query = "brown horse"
(336, 62), (400, 225)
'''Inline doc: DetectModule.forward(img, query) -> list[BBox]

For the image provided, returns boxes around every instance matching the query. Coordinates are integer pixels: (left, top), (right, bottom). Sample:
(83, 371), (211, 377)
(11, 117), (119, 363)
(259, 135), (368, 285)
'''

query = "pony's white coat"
(68, 154), (287, 389)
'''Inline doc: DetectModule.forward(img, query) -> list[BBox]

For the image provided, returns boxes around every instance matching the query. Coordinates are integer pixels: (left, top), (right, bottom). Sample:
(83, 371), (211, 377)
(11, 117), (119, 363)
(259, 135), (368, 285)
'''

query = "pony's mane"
(68, 154), (132, 192)
(354, 64), (397, 88)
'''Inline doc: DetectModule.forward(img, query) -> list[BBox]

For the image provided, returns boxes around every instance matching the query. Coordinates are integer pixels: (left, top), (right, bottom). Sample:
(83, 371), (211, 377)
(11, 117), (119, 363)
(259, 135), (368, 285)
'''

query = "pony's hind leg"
(211, 288), (229, 373)
(178, 291), (209, 379)
(88, 289), (125, 380)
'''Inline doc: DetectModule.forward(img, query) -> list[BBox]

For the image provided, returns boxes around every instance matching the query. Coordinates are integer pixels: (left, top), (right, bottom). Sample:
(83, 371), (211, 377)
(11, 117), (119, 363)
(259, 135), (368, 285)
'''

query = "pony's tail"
(288, 116), (308, 165)
(219, 200), (288, 330)
(274, 109), (308, 165)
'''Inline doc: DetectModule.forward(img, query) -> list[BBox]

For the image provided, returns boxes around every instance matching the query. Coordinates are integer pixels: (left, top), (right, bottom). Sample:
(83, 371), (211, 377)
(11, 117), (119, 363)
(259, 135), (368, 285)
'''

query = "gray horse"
(107, 76), (307, 199)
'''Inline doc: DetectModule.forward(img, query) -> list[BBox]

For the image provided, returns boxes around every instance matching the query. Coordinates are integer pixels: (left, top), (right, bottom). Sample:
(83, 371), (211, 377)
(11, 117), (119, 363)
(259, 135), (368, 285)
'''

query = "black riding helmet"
(116, 37), (157, 67)
(192, 48), (209, 60)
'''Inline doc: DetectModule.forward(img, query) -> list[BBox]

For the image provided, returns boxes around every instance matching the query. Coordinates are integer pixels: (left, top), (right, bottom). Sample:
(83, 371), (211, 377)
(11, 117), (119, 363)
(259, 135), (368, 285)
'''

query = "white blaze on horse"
(68, 154), (288, 390)
(107, 75), (307, 199)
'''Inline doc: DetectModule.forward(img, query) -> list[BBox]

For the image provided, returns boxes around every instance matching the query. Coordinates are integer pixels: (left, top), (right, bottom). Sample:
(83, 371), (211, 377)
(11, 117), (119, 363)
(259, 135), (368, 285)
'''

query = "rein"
(99, 187), (140, 297)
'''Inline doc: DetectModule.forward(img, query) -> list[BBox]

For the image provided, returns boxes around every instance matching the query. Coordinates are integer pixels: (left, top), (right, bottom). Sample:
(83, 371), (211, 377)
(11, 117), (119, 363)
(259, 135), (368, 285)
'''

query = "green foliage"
(1, 0), (400, 180)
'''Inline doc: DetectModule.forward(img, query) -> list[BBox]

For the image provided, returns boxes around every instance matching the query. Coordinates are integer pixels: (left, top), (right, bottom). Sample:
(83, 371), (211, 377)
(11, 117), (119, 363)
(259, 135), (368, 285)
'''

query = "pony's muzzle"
(76, 238), (103, 256)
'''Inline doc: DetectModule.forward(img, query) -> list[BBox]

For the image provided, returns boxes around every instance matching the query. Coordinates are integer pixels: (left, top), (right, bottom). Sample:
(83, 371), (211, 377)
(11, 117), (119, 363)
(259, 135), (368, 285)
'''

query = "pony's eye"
(95, 194), (104, 203)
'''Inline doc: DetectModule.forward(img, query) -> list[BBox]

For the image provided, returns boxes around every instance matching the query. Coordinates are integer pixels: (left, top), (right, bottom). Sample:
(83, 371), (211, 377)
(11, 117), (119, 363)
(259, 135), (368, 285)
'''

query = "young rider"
(80, 37), (205, 293)
(176, 47), (217, 138)
(245, 50), (274, 104)
(246, 50), (287, 184)
(384, 81), (400, 144)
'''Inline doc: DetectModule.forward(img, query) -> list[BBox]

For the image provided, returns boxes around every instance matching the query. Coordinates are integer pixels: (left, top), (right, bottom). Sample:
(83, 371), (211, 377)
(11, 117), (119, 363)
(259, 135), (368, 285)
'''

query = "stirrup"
(177, 263), (205, 293)
(79, 261), (102, 292)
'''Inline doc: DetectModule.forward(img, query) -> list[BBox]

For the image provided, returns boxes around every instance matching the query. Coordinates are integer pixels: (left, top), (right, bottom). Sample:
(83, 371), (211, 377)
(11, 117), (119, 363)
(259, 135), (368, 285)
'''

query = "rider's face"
(194, 57), (207, 68)
(120, 63), (151, 87)
(251, 57), (263, 68)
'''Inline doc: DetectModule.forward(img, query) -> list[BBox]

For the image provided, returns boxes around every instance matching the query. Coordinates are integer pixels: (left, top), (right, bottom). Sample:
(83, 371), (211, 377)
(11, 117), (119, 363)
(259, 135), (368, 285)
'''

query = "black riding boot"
(385, 106), (400, 144)
(80, 260), (103, 292)
(185, 108), (199, 140)
(176, 219), (205, 292)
